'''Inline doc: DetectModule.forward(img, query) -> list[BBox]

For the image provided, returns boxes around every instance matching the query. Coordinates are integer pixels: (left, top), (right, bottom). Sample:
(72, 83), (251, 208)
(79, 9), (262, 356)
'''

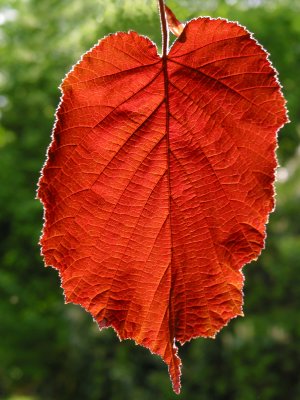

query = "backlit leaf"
(38, 16), (288, 393)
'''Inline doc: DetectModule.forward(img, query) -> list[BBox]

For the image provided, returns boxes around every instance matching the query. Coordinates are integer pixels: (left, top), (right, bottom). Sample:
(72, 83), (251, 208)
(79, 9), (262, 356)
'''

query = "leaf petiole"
(158, 0), (169, 57)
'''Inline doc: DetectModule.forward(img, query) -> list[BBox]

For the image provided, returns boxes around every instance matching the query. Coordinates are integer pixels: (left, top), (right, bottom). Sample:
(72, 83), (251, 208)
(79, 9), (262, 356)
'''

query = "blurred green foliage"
(0, 0), (299, 399)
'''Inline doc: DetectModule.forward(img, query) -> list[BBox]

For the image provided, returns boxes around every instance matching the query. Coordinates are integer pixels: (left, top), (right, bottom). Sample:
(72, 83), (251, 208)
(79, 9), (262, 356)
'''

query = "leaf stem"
(158, 0), (169, 57)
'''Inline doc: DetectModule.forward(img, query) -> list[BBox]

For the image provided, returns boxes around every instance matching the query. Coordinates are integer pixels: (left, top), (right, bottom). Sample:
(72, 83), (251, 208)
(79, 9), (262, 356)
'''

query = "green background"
(0, 0), (299, 399)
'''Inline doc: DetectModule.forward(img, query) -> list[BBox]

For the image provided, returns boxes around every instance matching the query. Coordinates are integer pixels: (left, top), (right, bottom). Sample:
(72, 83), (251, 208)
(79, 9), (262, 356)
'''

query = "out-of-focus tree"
(0, 0), (299, 399)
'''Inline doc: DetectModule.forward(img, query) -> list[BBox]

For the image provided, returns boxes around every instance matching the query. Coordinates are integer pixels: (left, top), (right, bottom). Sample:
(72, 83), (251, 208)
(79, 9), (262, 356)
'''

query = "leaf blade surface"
(38, 18), (288, 394)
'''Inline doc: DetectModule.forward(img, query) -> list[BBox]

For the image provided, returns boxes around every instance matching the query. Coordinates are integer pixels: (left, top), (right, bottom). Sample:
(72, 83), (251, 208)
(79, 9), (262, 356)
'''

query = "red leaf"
(38, 17), (287, 393)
